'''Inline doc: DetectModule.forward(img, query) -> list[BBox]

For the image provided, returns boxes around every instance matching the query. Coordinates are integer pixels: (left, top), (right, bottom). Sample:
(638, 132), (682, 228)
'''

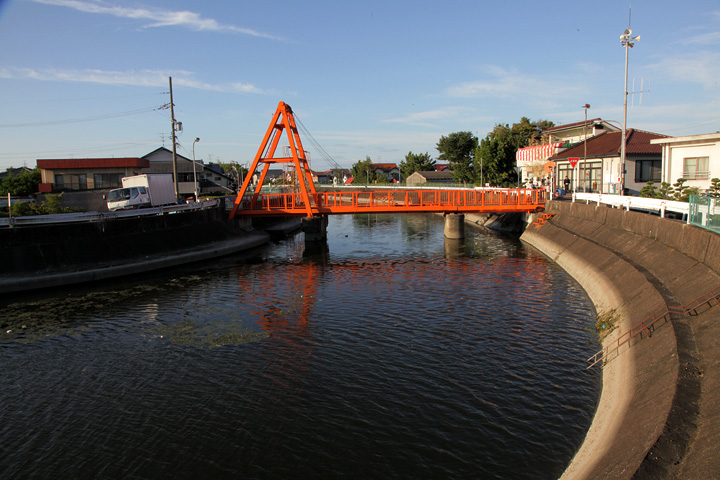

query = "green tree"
(0, 168), (41, 196)
(672, 178), (688, 201)
(351, 156), (378, 184)
(708, 178), (720, 198)
(659, 182), (674, 199)
(400, 152), (435, 180)
(436, 131), (477, 183)
(640, 181), (661, 198)
(475, 118), (555, 187)
(476, 128), (516, 186)
(10, 193), (83, 216)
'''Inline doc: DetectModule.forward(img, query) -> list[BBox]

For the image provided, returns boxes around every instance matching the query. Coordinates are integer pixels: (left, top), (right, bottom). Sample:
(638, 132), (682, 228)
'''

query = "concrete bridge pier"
(443, 213), (465, 239)
(301, 215), (328, 242)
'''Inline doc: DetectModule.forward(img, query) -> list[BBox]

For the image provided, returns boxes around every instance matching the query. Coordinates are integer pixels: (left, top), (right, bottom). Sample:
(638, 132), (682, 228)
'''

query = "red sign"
(568, 157), (580, 168)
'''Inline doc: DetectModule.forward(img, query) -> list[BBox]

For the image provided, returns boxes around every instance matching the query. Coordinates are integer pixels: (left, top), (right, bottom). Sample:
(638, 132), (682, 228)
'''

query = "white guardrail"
(572, 192), (689, 221)
(0, 199), (220, 227)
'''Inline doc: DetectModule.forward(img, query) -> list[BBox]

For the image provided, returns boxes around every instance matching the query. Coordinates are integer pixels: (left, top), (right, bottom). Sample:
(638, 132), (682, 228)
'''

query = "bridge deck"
(230, 188), (546, 217)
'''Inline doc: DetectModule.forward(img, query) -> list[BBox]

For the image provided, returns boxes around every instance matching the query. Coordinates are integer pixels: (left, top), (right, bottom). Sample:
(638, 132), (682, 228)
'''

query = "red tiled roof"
(37, 158), (149, 169)
(371, 163), (397, 172)
(542, 118), (604, 133)
(549, 129), (668, 160)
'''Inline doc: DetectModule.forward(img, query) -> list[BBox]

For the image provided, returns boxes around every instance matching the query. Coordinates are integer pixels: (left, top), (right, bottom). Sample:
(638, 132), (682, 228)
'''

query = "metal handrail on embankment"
(573, 192), (689, 220)
(0, 199), (220, 228)
(587, 286), (720, 369)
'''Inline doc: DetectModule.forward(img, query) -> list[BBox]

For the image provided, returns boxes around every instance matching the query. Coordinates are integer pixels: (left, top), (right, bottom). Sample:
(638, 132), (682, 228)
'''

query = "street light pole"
(192, 137), (200, 201)
(620, 27), (640, 196)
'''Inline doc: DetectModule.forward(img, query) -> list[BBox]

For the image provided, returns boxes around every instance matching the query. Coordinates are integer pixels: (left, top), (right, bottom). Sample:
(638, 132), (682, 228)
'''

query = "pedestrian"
(563, 176), (570, 193)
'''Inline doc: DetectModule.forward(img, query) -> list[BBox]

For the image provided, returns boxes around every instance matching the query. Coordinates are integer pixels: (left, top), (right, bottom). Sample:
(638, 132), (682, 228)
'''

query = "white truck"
(106, 174), (176, 211)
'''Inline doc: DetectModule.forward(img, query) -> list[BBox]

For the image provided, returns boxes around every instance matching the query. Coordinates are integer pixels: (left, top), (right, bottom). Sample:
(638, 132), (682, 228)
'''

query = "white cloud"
(645, 51), (720, 90)
(30, 0), (283, 40)
(381, 106), (479, 127)
(445, 65), (583, 100)
(680, 31), (720, 46)
(0, 67), (268, 94)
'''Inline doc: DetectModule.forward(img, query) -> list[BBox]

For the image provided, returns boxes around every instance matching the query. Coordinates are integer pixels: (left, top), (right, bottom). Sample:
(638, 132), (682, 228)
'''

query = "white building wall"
(652, 133), (720, 193)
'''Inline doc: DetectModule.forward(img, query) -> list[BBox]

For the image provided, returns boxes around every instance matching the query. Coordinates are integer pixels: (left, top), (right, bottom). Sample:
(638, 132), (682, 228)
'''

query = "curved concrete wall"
(521, 200), (720, 479)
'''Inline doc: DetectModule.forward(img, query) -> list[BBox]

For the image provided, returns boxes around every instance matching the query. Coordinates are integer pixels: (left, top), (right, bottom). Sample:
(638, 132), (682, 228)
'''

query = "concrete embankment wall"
(0, 205), (254, 274)
(521, 200), (720, 479)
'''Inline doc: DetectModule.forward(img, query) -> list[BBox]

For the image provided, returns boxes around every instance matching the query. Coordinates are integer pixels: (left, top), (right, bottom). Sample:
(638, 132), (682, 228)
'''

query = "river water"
(0, 214), (600, 480)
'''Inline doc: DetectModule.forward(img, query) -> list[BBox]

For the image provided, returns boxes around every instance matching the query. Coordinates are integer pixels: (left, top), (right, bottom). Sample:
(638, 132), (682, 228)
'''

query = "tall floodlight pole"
(192, 137), (200, 200)
(620, 28), (640, 196)
(582, 104), (590, 192)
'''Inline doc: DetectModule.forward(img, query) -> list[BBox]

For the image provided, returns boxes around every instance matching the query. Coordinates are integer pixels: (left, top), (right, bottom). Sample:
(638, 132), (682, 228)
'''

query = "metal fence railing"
(689, 195), (720, 233)
(587, 285), (720, 369)
(572, 192), (689, 219)
(0, 199), (220, 228)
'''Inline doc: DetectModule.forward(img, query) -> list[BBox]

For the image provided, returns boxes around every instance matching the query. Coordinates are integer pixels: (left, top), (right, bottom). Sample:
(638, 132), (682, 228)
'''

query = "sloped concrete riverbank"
(520, 200), (720, 479)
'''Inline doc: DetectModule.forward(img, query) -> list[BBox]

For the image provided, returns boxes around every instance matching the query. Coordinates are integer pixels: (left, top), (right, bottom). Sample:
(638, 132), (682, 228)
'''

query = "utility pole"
(169, 77), (179, 200)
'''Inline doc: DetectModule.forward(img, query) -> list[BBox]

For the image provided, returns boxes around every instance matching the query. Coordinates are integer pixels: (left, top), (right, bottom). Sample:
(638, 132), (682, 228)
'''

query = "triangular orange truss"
(229, 101), (318, 219)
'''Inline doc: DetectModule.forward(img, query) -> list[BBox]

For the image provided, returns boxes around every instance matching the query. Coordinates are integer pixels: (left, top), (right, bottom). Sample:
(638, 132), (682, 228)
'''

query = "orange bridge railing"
(229, 188), (546, 217)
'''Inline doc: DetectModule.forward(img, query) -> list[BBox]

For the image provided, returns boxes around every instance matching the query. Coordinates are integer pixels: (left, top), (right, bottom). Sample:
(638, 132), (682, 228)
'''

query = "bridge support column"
(301, 215), (328, 242)
(444, 213), (465, 239)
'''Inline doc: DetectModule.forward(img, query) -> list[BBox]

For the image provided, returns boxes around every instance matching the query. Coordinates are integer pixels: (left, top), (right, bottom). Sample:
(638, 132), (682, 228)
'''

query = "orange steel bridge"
(228, 102), (545, 219)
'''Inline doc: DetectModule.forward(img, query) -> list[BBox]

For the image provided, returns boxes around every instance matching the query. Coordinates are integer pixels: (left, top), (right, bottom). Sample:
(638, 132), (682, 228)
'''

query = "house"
(36, 147), (235, 203)
(405, 171), (454, 186)
(36, 157), (150, 193)
(312, 169), (351, 185)
(142, 147), (234, 197)
(0, 166), (33, 180)
(542, 119), (621, 146)
(201, 163), (236, 194)
(516, 119), (620, 187)
(252, 169), (284, 185)
(549, 129), (668, 195)
(434, 164), (451, 172)
(650, 132), (720, 193)
(371, 163), (400, 182)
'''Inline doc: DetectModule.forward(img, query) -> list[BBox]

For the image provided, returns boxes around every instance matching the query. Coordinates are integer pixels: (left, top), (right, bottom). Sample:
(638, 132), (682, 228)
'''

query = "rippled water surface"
(1, 214), (600, 479)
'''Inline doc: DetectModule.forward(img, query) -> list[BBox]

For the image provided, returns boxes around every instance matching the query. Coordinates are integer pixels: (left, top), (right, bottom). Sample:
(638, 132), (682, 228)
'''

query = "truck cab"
(106, 186), (151, 211)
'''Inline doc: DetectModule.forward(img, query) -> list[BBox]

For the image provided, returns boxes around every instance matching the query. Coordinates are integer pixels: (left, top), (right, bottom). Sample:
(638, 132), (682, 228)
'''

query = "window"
(54, 174), (64, 187)
(93, 173), (123, 189)
(683, 157), (710, 180)
(635, 160), (661, 182)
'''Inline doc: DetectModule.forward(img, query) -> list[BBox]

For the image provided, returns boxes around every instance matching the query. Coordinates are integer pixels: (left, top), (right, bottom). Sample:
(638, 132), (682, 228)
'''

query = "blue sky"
(1, 0), (719, 172)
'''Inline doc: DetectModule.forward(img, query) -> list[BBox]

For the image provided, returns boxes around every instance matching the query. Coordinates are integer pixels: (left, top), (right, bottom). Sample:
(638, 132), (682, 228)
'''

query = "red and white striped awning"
(515, 143), (563, 166)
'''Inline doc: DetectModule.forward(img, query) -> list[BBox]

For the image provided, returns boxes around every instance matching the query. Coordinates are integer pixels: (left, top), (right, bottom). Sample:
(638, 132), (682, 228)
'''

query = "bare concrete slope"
(521, 200), (719, 480)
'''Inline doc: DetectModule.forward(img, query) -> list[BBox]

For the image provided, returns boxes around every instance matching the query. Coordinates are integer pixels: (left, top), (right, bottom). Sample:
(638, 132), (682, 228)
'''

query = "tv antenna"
(630, 78), (650, 106)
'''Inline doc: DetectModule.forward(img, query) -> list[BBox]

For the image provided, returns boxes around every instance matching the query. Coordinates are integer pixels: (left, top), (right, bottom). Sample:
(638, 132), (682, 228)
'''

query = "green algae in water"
(154, 319), (269, 348)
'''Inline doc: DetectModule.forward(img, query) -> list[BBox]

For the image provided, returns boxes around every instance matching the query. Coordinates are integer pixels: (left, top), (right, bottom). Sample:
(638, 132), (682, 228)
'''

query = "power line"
(0, 92), (166, 104)
(0, 140), (159, 159)
(0, 106), (162, 128)
(293, 113), (342, 171)
(662, 117), (720, 134)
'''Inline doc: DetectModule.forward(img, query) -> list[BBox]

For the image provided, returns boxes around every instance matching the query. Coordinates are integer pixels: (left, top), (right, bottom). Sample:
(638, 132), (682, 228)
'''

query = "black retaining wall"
(0, 205), (252, 274)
